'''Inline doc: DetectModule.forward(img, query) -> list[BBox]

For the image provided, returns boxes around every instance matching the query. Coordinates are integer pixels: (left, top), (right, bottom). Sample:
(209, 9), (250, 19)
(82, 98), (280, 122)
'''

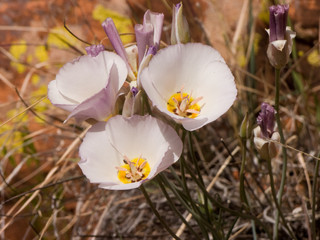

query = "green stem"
(178, 158), (211, 240)
(187, 132), (211, 224)
(140, 185), (181, 240)
(158, 173), (214, 238)
(240, 137), (257, 239)
(311, 157), (320, 240)
(187, 131), (205, 187)
(182, 159), (272, 239)
(188, 131), (215, 238)
(156, 177), (202, 240)
(266, 156), (297, 240)
(273, 68), (288, 240)
(240, 137), (249, 206)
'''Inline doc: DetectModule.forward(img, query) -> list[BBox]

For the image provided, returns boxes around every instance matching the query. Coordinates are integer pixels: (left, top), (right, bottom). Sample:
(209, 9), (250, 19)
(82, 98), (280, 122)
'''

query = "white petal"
(78, 122), (122, 184)
(72, 61), (126, 122)
(47, 80), (77, 112)
(271, 40), (287, 51)
(99, 181), (143, 190)
(56, 51), (126, 103)
(125, 45), (138, 74)
(195, 61), (237, 119)
(285, 27), (296, 54)
(105, 115), (182, 168)
(180, 117), (208, 131)
(265, 28), (270, 36)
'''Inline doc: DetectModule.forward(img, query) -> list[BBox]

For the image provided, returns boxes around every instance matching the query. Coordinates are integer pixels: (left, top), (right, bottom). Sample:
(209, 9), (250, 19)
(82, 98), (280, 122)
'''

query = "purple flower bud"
(102, 18), (136, 80)
(269, 4), (289, 42)
(85, 44), (105, 57)
(257, 102), (275, 138)
(135, 23), (154, 63)
(131, 86), (138, 97)
(135, 10), (163, 64)
(147, 45), (157, 56)
(102, 18), (129, 64)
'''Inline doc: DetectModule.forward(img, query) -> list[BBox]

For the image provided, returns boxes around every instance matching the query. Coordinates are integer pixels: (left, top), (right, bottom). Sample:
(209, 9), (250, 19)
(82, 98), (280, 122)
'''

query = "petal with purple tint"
(269, 4), (289, 41)
(85, 44), (105, 57)
(102, 18), (135, 79)
(47, 51), (127, 122)
(102, 18), (128, 63)
(257, 102), (276, 138)
(135, 23), (154, 63)
(143, 10), (164, 48)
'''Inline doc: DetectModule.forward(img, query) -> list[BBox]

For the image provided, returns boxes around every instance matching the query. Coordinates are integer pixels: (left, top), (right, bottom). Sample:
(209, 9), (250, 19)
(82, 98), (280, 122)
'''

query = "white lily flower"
(47, 51), (127, 122)
(78, 115), (183, 190)
(140, 43), (237, 131)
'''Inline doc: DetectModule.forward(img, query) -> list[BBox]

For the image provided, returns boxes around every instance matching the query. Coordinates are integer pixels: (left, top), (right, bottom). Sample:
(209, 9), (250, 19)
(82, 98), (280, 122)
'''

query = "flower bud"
(266, 4), (296, 69)
(239, 112), (248, 139)
(171, 2), (190, 44)
(253, 103), (279, 159)
(257, 102), (275, 138)
(135, 10), (164, 63)
(102, 18), (135, 80)
(122, 82), (142, 117)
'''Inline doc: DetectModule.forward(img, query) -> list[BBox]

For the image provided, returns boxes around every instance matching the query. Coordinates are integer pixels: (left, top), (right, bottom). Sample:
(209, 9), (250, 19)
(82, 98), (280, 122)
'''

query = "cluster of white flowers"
(47, 4), (237, 190)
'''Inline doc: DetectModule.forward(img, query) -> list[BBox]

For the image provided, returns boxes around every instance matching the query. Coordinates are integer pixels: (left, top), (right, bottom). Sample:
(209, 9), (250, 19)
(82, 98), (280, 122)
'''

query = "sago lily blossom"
(78, 115), (183, 190)
(140, 43), (237, 131)
(47, 50), (127, 122)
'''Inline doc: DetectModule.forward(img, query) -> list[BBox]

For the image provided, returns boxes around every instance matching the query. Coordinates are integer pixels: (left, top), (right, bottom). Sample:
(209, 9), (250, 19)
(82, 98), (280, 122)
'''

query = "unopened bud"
(171, 2), (190, 44)
(266, 4), (296, 69)
(239, 112), (249, 139)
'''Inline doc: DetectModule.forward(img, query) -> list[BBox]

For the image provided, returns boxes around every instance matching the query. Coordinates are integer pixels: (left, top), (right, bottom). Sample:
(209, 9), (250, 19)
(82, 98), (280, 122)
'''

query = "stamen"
(167, 90), (203, 118)
(117, 157), (151, 184)
(115, 166), (128, 171)
(186, 109), (200, 114)
(190, 96), (203, 106)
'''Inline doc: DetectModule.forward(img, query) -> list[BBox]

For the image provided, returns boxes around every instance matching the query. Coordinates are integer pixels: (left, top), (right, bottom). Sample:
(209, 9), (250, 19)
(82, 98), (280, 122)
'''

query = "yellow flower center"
(167, 91), (203, 118)
(117, 157), (151, 184)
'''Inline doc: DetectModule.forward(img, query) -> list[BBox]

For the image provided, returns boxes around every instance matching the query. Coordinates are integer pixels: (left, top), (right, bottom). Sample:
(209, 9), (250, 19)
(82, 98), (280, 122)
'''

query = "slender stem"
(187, 131), (205, 187)
(240, 137), (257, 238)
(156, 177), (202, 240)
(187, 132), (211, 223)
(187, 131), (215, 238)
(180, 147), (205, 218)
(140, 185), (181, 240)
(178, 158), (211, 240)
(159, 174), (214, 235)
(311, 157), (320, 240)
(273, 68), (288, 240)
(266, 156), (297, 240)
(240, 137), (249, 206)
(182, 159), (273, 239)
